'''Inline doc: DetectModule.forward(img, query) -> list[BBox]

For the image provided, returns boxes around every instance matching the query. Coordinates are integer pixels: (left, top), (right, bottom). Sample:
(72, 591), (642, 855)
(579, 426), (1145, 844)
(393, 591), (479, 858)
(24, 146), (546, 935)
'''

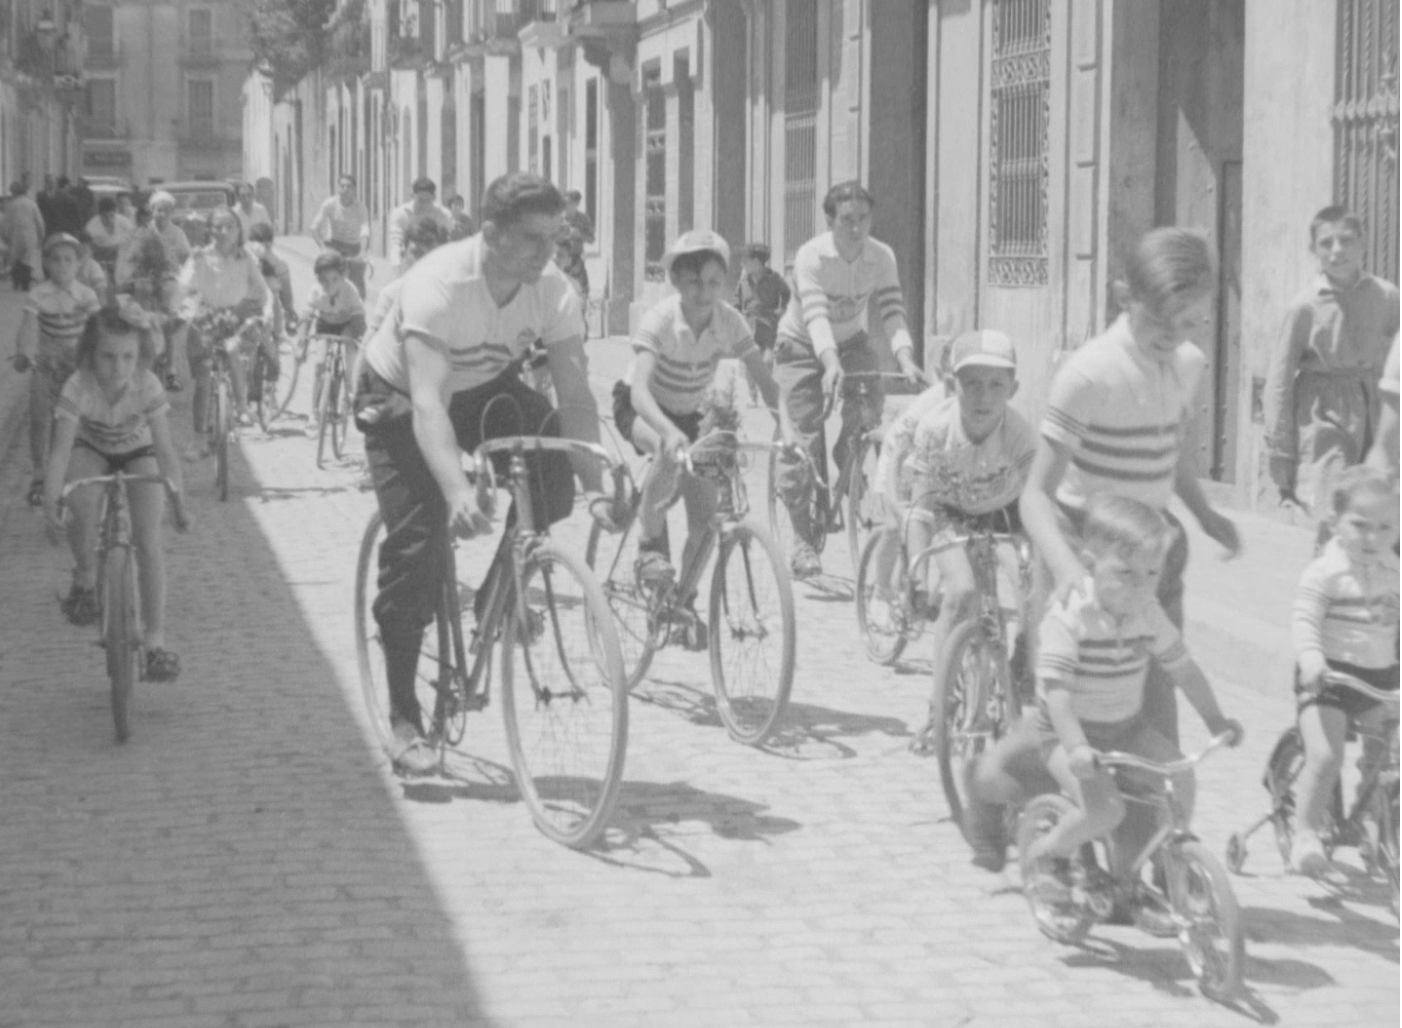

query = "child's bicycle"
(1017, 728), (1245, 1003)
(191, 308), (263, 502)
(246, 301), (300, 431)
(305, 333), (358, 468)
(58, 472), (185, 743)
(853, 493), (948, 666)
(587, 421), (797, 745)
(1225, 672), (1399, 913)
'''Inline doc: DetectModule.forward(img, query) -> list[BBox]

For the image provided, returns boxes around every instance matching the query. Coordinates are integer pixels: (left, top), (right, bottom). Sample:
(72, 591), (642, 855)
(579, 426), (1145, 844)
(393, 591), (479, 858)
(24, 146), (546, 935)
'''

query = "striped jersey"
(775, 232), (911, 359)
(364, 234), (582, 395)
(1293, 537), (1399, 670)
(629, 294), (758, 415)
(26, 279), (100, 360)
(1041, 314), (1205, 511)
(56, 368), (169, 455)
(1036, 586), (1190, 724)
(908, 396), (1037, 517)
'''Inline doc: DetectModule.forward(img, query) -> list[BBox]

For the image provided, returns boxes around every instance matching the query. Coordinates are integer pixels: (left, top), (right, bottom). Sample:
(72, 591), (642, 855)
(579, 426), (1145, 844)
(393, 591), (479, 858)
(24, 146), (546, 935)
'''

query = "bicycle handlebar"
(1322, 671), (1401, 707)
(1096, 728), (1240, 777)
(60, 472), (180, 502)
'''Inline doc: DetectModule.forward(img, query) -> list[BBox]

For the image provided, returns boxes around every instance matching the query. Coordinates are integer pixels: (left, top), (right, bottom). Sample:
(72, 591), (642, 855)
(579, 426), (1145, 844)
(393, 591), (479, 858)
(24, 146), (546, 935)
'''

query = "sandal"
(143, 647), (181, 682)
(61, 585), (100, 626)
(26, 479), (43, 507)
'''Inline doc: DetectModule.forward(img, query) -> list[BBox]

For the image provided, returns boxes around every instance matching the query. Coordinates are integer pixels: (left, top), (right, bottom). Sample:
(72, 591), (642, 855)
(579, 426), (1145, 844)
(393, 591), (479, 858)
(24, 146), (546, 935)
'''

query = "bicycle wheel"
(329, 360), (347, 459)
(1365, 778), (1400, 916)
(1263, 726), (1306, 867)
(935, 618), (1013, 831)
(270, 333), (302, 417)
(103, 546), (140, 743)
(845, 435), (882, 575)
(250, 349), (269, 432)
(709, 519), (796, 745)
(584, 519), (659, 692)
(315, 363), (335, 469)
(354, 512), (464, 759)
(213, 378), (230, 502)
(766, 445), (797, 564)
(855, 528), (908, 665)
(1016, 794), (1096, 944)
(500, 540), (628, 849)
(1166, 839), (1245, 1001)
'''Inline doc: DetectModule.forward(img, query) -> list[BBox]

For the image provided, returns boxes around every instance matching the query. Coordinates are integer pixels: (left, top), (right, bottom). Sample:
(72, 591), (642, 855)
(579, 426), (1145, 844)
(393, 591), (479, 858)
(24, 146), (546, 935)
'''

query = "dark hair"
(76, 307), (155, 371)
(339, 174), (356, 188)
(76, 230), (92, 246)
(669, 250), (728, 282)
(822, 180), (875, 220)
(448, 194), (465, 210)
(411, 176), (437, 194)
(1310, 205), (1365, 244)
(314, 251), (347, 277)
(406, 218), (447, 252)
(563, 189), (583, 204)
(743, 243), (772, 265)
(56, 176), (70, 190)
(1328, 464), (1397, 518)
(480, 173), (564, 230)
(247, 222), (274, 244)
(97, 197), (117, 215)
(236, 182), (254, 197)
(1123, 228), (1216, 319)
(259, 257), (278, 280)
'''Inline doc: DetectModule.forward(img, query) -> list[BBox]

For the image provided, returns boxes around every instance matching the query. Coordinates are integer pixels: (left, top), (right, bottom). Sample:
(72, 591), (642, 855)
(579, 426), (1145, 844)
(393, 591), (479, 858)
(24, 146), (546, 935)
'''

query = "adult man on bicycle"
(312, 174), (371, 297)
(387, 177), (454, 278)
(773, 181), (924, 580)
(355, 173), (621, 774)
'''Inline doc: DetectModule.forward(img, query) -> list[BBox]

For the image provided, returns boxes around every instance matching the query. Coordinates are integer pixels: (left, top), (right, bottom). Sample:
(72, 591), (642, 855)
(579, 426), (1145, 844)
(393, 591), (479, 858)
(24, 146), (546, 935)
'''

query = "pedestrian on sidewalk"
(735, 243), (790, 406)
(13, 234), (101, 506)
(1264, 206), (1399, 513)
(3, 181), (46, 291)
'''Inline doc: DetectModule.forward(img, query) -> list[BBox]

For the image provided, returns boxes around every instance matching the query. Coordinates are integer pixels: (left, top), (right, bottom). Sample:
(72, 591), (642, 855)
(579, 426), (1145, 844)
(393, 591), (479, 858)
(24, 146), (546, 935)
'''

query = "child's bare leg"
(1027, 748), (1126, 861)
(127, 462), (168, 649)
(64, 448), (108, 589)
(1295, 701), (1348, 836)
(677, 472), (720, 585)
(632, 421), (679, 545)
(927, 543), (977, 713)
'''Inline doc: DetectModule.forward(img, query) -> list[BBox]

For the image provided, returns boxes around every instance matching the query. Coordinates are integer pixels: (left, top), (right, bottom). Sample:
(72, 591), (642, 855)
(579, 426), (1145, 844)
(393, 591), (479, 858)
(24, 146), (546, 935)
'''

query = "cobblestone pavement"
(0, 248), (1395, 1027)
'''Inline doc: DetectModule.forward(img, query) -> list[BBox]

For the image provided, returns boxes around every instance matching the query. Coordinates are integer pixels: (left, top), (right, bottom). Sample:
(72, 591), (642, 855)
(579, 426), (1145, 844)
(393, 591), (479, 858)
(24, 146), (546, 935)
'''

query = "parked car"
(160, 181), (233, 247)
(84, 176), (132, 206)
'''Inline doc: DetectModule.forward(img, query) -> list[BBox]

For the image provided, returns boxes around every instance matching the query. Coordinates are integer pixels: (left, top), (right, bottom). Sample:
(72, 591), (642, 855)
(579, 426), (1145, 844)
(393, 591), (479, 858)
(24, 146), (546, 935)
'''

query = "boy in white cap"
(906, 329), (1036, 752)
(613, 230), (780, 637)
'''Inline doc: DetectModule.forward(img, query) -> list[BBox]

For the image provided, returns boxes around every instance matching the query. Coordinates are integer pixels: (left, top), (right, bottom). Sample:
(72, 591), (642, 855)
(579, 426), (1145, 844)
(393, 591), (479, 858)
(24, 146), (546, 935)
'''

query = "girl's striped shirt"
(1041, 314), (1206, 512)
(26, 279), (100, 359)
(56, 368), (169, 454)
(1293, 537), (1399, 671)
(1036, 586), (1190, 724)
(630, 294), (757, 415)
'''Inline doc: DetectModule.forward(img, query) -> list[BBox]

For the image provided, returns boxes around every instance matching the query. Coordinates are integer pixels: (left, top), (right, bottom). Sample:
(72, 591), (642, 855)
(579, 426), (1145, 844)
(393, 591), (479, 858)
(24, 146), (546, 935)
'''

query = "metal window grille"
(1334, 0), (1400, 283)
(784, 0), (818, 265)
(988, 0), (1051, 287)
(645, 67), (667, 281)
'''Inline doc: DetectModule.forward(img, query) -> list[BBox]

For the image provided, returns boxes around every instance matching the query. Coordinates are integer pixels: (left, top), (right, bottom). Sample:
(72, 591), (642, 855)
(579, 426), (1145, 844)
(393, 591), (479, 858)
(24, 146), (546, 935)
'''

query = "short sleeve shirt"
(84, 214), (135, 252)
(1036, 587), (1190, 724)
(56, 368), (169, 454)
(179, 246), (267, 312)
(26, 279), (101, 359)
(1381, 334), (1399, 397)
(909, 396), (1037, 516)
(628, 295), (758, 415)
(1041, 314), (1206, 511)
(304, 276), (365, 324)
(364, 234), (583, 394)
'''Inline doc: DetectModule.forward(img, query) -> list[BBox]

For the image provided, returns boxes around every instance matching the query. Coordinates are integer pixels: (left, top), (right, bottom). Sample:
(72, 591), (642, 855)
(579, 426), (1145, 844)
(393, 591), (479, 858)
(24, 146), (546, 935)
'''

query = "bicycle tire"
(855, 528), (908, 665)
(272, 343), (301, 417)
(500, 540), (628, 849)
(708, 519), (796, 745)
(1368, 778), (1399, 916)
(250, 349), (269, 433)
(584, 519), (658, 692)
(315, 362), (334, 469)
(329, 361), (347, 459)
(1166, 839), (1245, 1001)
(104, 546), (140, 743)
(766, 445), (824, 567)
(1016, 794), (1096, 944)
(213, 379), (230, 502)
(845, 435), (881, 576)
(935, 618), (1014, 832)
(1263, 726), (1306, 868)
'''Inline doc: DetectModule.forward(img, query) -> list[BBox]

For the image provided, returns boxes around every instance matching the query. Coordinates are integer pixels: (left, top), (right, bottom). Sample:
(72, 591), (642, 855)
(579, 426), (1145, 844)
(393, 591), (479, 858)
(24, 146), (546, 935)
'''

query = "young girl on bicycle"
(1288, 465), (1399, 876)
(613, 231), (780, 608)
(42, 305), (190, 680)
(1020, 495), (1238, 897)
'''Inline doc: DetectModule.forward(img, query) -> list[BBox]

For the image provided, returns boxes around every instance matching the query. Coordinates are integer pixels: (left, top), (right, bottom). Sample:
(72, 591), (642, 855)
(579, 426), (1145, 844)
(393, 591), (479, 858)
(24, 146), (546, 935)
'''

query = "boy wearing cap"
(614, 230), (781, 609)
(906, 330), (1036, 752)
(14, 233), (102, 505)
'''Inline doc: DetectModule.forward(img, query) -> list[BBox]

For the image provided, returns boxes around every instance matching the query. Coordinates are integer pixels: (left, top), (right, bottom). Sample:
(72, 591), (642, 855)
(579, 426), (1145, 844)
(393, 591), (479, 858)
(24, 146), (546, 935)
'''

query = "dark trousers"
(362, 368), (575, 729)
(10, 262), (32, 291)
(772, 332), (884, 548)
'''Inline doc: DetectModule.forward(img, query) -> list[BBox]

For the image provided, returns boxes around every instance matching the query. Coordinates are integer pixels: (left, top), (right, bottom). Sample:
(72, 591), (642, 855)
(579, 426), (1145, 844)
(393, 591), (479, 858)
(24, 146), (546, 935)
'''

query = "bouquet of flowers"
(190, 305), (262, 346)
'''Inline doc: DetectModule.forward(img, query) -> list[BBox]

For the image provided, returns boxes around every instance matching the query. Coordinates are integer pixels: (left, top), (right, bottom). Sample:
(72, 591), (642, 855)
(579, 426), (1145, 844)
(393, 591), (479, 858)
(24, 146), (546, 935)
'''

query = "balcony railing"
(15, 30), (85, 79)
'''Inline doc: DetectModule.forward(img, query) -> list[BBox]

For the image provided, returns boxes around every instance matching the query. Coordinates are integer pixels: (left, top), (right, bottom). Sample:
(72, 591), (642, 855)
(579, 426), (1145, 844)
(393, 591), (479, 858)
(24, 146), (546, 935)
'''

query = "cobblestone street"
(0, 243), (1396, 1027)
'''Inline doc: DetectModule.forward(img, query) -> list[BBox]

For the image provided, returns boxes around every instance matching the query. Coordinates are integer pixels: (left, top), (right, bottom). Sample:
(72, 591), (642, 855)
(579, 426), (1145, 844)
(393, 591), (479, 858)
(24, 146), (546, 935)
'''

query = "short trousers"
(74, 439), (157, 475)
(315, 315), (367, 341)
(1296, 659), (1400, 720)
(611, 380), (702, 456)
(925, 500), (1023, 553)
(1030, 702), (1159, 764)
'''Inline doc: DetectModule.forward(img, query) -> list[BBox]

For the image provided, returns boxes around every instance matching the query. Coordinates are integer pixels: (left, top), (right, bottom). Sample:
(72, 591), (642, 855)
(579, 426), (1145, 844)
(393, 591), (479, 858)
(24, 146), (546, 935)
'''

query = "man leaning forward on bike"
(773, 181), (924, 580)
(311, 174), (371, 298)
(354, 173), (622, 774)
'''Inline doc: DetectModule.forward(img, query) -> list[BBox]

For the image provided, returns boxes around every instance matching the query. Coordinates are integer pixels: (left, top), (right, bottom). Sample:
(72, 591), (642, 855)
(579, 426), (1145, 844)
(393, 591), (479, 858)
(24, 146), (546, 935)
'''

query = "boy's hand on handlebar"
(662, 425), (690, 464)
(448, 485), (493, 540)
(819, 352), (843, 416)
(11, 353), (31, 372)
(1068, 744), (1098, 780)
(1209, 718), (1244, 747)
(896, 352), (926, 387)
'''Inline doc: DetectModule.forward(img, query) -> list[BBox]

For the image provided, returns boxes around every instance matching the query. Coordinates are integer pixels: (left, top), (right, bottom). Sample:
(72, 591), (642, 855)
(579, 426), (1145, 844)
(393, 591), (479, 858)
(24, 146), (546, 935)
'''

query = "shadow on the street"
(254, 483), (360, 502)
(584, 779), (803, 878)
(401, 751), (522, 806)
(1244, 900), (1400, 959)
(763, 698), (913, 760)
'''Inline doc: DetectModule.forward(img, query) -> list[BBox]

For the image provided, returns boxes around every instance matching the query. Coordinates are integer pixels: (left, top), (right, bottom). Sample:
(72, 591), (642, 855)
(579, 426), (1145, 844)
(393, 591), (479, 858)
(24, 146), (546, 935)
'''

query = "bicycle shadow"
(587, 779), (803, 878)
(1244, 899), (1400, 959)
(796, 573), (854, 601)
(762, 699), (913, 761)
(399, 751), (522, 806)
(631, 678), (725, 730)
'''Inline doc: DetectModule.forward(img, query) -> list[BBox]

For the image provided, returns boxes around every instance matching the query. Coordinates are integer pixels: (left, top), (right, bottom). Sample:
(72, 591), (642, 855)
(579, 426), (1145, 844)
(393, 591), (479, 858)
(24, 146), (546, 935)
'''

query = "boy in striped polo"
(14, 233), (101, 506)
(614, 230), (780, 599)
(1288, 466), (1399, 876)
(1021, 495), (1238, 901)
(772, 181), (924, 579)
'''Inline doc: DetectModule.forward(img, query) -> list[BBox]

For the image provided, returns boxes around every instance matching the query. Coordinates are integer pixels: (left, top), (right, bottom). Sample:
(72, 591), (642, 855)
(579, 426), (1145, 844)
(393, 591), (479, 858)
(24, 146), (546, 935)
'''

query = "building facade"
(79, 0), (254, 185)
(245, 0), (1399, 510)
(0, 0), (87, 188)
